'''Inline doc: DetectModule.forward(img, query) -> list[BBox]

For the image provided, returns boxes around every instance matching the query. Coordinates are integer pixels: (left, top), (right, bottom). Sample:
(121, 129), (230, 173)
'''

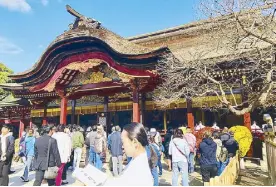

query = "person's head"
(1, 125), (10, 135)
(115, 125), (120, 132)
(64, 126), (70, 134)
(40, 125), (56, 136)
(52, 125), (57, 133)
(222, 127), (229, 133)
(167, 128), (173, 134)
(122, 122), (148, 158)
(203, 130), (212, 139)
(28, 129), (34, 136)
(173, 129), (183, 139)
(111, 127), (116, 132)
(97, 125), (104, 134)
(57, 125), (65, 133)
(186, 127), (192, 133)
(92, 125), (97, 132)
(212, 131), (220, 139)
(150, 128), (157, 137)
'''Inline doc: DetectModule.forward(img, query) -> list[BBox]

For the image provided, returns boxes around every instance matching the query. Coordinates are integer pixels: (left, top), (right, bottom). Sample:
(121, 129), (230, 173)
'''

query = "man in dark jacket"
(223, 131), (239, 157)
(199, 131), (218, 183)
(109, 126), (123, 177)
(0, 124), (15, 186)
(33, 126), (61, 186)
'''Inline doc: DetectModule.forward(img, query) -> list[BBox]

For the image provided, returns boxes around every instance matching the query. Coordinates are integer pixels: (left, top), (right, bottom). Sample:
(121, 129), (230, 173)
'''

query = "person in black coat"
(223, 131), (239, 158)
(0, 124), (15, 186)
(33, 125), (61, 186)
(198, 131), (218, 183)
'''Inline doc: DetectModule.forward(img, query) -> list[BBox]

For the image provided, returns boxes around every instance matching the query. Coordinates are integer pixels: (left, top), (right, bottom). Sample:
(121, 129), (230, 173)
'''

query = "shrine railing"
(265, 136), (276, 185)
(204, 153), (240, 186)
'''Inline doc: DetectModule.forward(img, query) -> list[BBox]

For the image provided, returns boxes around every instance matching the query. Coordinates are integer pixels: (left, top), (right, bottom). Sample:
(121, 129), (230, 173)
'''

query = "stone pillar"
(71, 100), (76, 125)
(133, 87), (140, 123)
(187, 98), (194, 131)
(60, 97), (68, 125)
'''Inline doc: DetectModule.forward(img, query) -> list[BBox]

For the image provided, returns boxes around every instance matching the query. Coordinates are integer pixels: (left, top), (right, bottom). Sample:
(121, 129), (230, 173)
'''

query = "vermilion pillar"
(187, 98), (194, 131)
(19, 120), (25, 138)
(60, 97), (68, 125)
(133, 87), (140, 123)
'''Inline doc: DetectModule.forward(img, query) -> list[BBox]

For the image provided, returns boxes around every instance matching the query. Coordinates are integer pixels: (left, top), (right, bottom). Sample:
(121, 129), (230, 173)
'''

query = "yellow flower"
(229, 126), (253, 157)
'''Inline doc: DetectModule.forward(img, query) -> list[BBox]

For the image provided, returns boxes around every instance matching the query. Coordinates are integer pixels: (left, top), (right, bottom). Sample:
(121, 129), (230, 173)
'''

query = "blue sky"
(0, 0), (199, 73)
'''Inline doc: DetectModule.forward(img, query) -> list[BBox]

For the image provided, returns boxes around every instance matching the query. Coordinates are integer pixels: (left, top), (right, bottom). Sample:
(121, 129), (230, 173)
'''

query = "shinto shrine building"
(0, 6), (252, 137)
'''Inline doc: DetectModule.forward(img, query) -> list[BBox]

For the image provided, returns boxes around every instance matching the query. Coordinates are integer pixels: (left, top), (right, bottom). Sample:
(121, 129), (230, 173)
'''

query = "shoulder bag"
(44, 138), (59, 179)
(173, 141), (190, 163)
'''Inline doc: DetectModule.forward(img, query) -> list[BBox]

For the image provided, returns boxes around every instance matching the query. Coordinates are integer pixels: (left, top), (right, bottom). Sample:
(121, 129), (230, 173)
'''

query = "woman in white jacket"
(52, 125), (72, 186)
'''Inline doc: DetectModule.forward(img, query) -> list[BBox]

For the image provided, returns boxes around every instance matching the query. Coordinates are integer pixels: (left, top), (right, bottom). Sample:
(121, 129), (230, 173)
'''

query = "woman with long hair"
(105, 122), (155, 186)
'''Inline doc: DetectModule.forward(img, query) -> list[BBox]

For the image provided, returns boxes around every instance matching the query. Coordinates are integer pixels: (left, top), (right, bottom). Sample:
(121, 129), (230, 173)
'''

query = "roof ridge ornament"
(66, 5), (101, 30)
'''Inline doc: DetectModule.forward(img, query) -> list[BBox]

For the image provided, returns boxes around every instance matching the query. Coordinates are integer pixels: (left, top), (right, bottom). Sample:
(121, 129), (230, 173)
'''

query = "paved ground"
(9, 159), (204, 186)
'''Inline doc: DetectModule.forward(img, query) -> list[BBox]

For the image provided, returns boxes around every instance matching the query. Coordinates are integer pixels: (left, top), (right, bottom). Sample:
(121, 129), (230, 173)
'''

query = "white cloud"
(0, 37), (23, 54)
(0, 0), (31, 13)
(41, 0), (48, 6)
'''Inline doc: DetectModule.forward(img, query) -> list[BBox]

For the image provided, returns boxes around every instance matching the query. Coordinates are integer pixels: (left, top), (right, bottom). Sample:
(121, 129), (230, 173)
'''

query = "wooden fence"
(204, 153), (240, 186)
(265, 136), (276, 185)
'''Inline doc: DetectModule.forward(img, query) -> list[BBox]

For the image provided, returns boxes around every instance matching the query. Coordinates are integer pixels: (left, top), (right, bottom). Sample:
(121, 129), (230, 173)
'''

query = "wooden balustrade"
(204, 153), (240, 186)
(265, 136), (276, 185)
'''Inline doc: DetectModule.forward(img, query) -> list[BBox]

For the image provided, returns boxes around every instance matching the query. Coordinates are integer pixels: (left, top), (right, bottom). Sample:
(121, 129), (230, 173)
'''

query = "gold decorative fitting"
(117, 72), (135, 82)
(83, 71), (112, 84)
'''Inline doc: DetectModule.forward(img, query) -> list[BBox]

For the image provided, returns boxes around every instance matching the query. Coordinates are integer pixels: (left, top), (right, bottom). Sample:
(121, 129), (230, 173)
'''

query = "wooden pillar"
(43, 105), (47, 126)
(132, 86), (140, 123)
(19, 111), (25, 138)
(164, 110), (167, 132)
(242, 75), (252, 157)
(60, 97), (68, 125)
(187, 98), (194, 131)
(140, 93), (146, 125)
(71, 100), (76, 125)
(104, 96), (109, 129)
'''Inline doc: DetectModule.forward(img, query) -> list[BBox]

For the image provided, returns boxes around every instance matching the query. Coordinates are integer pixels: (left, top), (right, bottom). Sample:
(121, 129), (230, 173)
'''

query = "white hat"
(150, 128), (157, 136)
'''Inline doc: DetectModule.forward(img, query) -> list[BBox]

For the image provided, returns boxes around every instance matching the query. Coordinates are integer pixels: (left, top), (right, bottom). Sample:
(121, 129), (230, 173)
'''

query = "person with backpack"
(212, 131), (228, 175)
(169, 129), (190, 186)
(72, 125), (84, 170)
(149, 136), (160, 186)
(20, 128), (36, 182)
(150, 128), (163, 176)
(198, 131), (218, 183)
(93, 125), (107, 170)
(183, 127), (196, 173)
(86, 125), (97, 166)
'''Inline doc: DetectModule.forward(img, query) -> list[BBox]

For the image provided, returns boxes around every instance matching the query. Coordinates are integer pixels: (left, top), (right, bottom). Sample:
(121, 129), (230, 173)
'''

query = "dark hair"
(57, 125), (65, 132)
(212, 131), (220, 139)
(173, 129), (183, 138)
(123, 123), (156, 169)
(149, 136), (155, 144)
(123, 122), (148, 147)
(92, 125), (97, 132)
(167, 128), (173, 134)
(40, 125), (55, 136)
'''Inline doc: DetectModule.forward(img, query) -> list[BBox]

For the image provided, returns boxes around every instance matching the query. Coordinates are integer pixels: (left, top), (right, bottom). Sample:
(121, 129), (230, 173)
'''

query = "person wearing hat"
(223, 131), (239, 158)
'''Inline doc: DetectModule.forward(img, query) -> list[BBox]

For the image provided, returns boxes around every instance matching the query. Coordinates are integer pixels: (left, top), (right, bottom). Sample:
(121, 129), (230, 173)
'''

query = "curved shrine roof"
(9, 5), (168, 86)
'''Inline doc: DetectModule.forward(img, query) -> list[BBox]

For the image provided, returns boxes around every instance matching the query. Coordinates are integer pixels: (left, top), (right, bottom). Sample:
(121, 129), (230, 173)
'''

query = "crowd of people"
(0, 122), (240, 186)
